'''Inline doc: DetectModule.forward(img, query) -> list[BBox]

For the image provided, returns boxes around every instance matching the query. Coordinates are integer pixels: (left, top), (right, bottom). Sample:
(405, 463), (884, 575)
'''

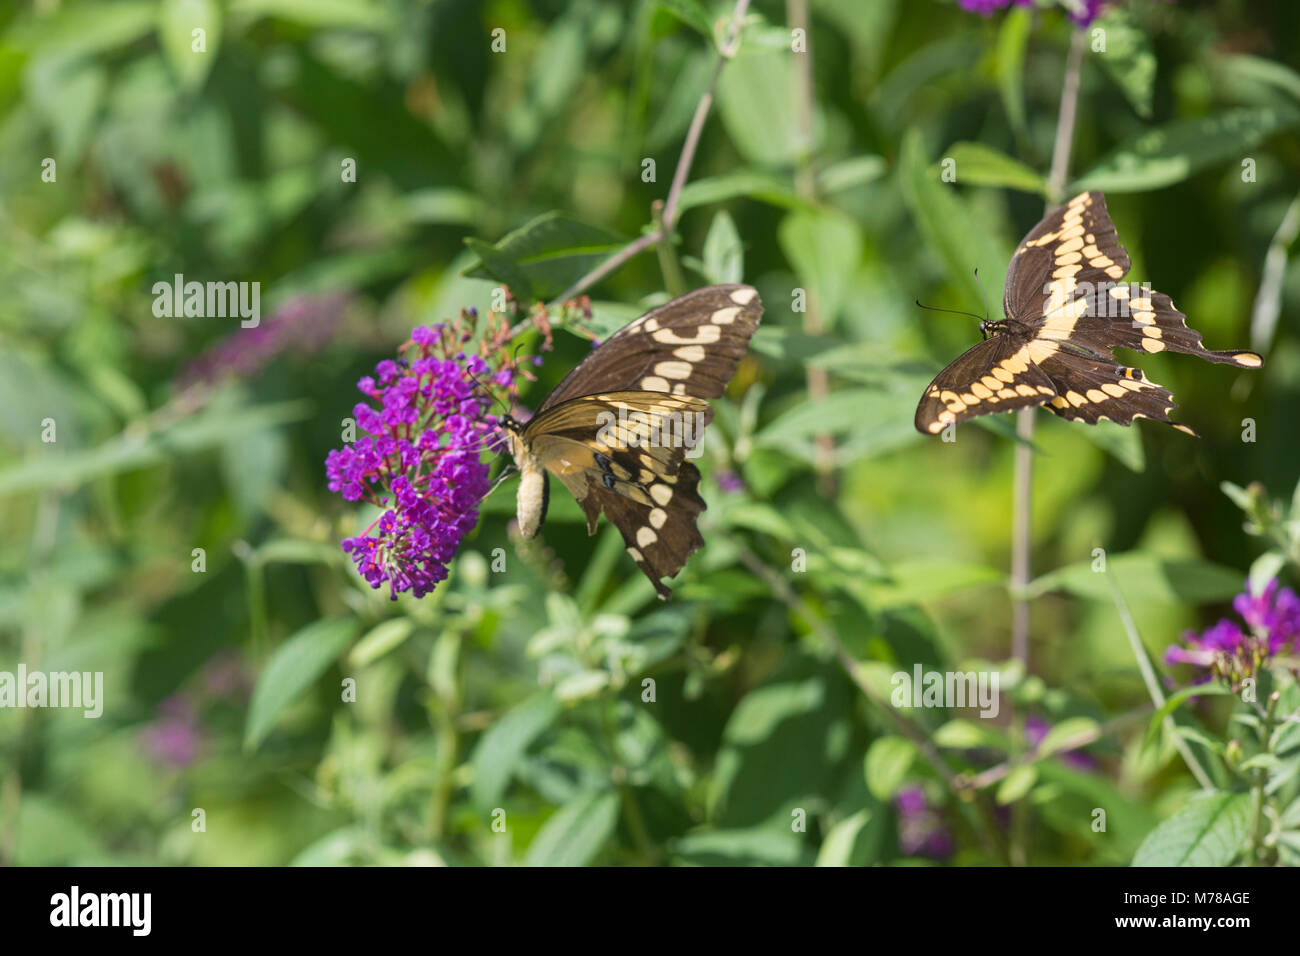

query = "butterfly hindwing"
(521, 388), (716, 598)
(915, 334), (1057, 435)
(1049, 285), (1264, 370)
(1035, 349), (1195, 435)
(539, 284), (762, 411)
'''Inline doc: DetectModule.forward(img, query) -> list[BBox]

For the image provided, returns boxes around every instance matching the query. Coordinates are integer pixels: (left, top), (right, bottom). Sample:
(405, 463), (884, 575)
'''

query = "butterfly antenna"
(973, 268), (991, 322)
(914, 299), (985, 324)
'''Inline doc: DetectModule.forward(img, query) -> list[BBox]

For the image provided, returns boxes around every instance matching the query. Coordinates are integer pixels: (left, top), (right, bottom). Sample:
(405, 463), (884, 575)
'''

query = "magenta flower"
(958, 0), (1035, 16)
(179, 292), (349, 387)
(1165, 579), (1300, 687)
(716, 470), (745, 494)
(325, 310), (529, 599)
(140, 695), (203, 768)
(894, 786), (955, 859)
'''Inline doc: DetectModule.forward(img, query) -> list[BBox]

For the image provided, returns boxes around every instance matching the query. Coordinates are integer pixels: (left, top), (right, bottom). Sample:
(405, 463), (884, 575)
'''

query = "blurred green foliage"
(2, 0), (1300, 866)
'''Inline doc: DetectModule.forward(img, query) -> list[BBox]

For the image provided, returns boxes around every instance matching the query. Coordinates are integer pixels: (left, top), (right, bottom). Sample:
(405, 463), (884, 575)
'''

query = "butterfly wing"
(523, 391), (712, 598)
(538, 284), (763, 411)
(1006, 191), (1262, 370)
(1004, 190), (1131, 326)
(1034, 349), (1197, 435)
(915, 334), (1057, 435)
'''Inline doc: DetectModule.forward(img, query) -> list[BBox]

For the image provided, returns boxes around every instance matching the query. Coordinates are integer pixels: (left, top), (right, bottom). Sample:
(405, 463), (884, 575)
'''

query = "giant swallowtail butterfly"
(915, 190), (1262, 437)
(502, 284), (762, 599)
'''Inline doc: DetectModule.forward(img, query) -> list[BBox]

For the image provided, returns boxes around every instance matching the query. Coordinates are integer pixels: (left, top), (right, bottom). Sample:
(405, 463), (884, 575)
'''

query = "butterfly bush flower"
(958, 0), (1165, 26)
(179, 292), (350, 387)
(140, 695), (204, 768)
(895, 785), (955, 860)
(325, 306), (541, 599)
(1164, 579), (1300, 688)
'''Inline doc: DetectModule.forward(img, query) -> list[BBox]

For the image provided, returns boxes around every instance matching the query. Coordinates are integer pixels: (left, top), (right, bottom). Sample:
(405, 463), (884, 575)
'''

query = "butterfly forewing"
(539, 284), (762, 411)
(915, 335), (1057, 435)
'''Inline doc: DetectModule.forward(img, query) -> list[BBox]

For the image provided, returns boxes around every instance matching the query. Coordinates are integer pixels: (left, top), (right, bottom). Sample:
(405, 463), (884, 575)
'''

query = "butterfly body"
(915, 191), (1262, 437)
(506, 285), (762, 598)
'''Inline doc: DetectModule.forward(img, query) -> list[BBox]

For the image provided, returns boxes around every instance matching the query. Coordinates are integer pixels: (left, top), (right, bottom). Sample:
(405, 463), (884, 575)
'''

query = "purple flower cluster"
(138, 652), (251, 769)
(1165, 579), (1300, 687)
(179, 292), (350, 387)
(895, 786), (955, 859)
(141, 696), (203, 768)
(325, 319), (512, 599)
(960, 0), (1035, 15)
(957, 0), (1123, 26)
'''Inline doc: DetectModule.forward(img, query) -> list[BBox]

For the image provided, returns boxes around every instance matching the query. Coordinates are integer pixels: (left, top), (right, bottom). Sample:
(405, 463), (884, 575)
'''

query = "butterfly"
(501, 284), (763, 599)
(915, 190), (1262, 437)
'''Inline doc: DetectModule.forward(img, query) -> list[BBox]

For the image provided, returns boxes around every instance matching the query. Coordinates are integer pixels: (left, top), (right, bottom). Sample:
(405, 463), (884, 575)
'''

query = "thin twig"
(523, 0), (752, 327)
(1011, 28), (1085, 667)
(786, 0), (835, 494)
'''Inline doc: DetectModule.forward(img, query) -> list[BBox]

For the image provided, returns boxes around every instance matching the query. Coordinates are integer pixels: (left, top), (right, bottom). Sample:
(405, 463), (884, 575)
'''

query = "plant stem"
(1011, 29), (1086, 666)
(786, 0), (836, 495)
(1106, 574), (1215, 790)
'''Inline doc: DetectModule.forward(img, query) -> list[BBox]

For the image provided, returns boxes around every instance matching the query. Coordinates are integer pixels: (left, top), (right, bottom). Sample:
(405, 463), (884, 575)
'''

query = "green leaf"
(818, 155), (887, 194)
(673, 827), (808, 866)
(1132, 792), (1252, 866)
(158, 0), (221, 90)
(1211, 53), (1300, 106)
(934, 142), (1045, 194)
(462, 212), (626, 303)
(899, 127), (1012, 309)
(0, 400), (311, 497)
(702, 209), (744, 284)
(708, 661), (852, 828)
(994, 7), (1031, 135)
(717, 46), (801, 166)
(1028, 553), (1244, 604)
(244, 619), (360, 751)
(470, 693), (563, 808)
(229, 0), (391, 30)
(934, 719), (1000, 750)
(655, 0), (712, 38)
(1072, 106), (1300, 193)
(1071, 418), (1145, 472)
(1036, 717), (1100, 756)
(1093, 7), (1156, 118)
(996, 764), (1037, 805)
(753, 388), (918, 462)
(1249, 551), (1287, 595)
(864, 736), (916, 801)
(778, 210), (863, 324)
(523, 789), (620, 866)
(348, 619), (415, 668)
(1144, 683), (1233, 746)
(864, 559), (1004, 610)
(815, 809), (876, 867)
(676, 171), (807, 213)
